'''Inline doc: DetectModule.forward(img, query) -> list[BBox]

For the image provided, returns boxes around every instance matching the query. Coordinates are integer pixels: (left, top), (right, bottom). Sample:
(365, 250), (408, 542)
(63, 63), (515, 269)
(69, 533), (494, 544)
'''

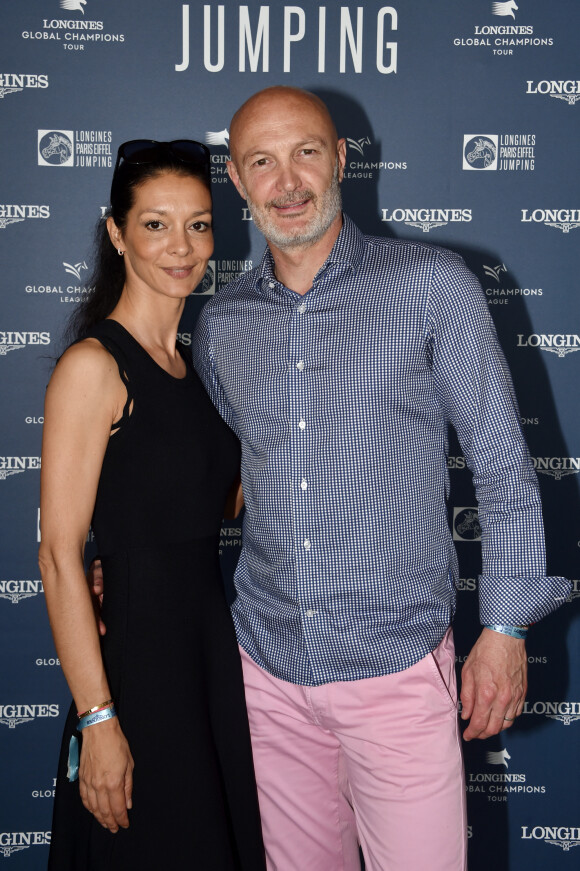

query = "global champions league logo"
(344, 136), (407, 179)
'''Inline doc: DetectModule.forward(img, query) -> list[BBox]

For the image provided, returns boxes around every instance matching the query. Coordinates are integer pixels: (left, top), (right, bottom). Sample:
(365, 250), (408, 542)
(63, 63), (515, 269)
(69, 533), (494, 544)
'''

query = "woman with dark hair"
(39, 141), (265, 869)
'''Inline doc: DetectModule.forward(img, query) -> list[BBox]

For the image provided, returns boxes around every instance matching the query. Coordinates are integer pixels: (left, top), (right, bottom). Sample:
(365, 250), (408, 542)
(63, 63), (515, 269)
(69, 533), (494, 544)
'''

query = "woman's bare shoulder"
(48, 337), (120, 396)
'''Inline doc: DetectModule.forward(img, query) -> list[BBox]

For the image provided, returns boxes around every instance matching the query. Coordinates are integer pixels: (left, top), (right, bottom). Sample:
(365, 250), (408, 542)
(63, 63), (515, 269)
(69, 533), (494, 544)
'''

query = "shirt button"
(305, 609), (315, 618)
(298, 418), (306, 430)
(298, 303), (306, 314)
(296, 360), (304, 371)
(303, 539), (311, 551)
(300, 478), (308, 490)
(268, 281), (275, 288)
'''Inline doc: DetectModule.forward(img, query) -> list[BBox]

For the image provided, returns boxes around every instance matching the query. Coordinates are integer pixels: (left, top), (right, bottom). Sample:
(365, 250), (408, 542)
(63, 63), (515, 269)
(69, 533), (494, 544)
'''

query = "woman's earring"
(118, 249), (124, 256)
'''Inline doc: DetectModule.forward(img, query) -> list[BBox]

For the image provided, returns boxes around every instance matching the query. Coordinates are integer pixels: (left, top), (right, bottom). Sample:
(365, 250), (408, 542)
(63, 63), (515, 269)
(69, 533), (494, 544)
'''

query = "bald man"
(193, 87), (569, 870)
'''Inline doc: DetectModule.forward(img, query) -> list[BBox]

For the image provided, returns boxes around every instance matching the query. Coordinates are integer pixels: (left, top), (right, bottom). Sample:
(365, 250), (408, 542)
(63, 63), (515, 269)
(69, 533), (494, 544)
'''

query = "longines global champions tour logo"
(467, 746), (547, 802)
(452, 2), (554, 57)
(22, 1), (125, 53)
(204, 128), (231, 186)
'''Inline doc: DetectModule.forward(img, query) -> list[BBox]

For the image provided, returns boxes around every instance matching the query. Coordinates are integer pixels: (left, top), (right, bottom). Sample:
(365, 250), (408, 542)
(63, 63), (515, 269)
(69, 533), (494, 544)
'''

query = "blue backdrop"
(1, 1), (579, 867)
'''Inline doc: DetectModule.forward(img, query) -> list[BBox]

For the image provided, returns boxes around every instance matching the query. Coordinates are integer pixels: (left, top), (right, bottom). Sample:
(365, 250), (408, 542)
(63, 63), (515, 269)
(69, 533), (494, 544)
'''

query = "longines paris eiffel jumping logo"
(38, 129), (112, 168)
(38, 130), (74, 166)
(463, 134), (536, 171)
(463, 136), (498, 170)
(453, 507), (482, 542)
(191, 261), (216, 296)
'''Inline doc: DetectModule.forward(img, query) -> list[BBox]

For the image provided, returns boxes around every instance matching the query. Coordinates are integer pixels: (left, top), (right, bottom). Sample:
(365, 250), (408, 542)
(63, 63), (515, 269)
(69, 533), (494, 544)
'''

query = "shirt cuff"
(479, 575), (572, 625)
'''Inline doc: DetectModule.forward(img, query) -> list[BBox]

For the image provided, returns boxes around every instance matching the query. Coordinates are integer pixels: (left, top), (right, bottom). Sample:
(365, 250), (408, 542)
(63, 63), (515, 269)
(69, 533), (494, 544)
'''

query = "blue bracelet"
(484, 624), (528, 640)
(77, 705), (117, 731)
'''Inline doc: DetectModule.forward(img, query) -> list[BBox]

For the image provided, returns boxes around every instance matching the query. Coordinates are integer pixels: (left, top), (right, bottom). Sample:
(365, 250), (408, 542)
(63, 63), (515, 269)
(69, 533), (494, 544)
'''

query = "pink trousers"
(240, 630), (467, 871)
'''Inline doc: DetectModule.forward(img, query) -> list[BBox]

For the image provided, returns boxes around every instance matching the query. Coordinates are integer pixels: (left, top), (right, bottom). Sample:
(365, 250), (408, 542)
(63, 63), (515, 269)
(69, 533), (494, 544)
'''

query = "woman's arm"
(39, 339), (133, 832)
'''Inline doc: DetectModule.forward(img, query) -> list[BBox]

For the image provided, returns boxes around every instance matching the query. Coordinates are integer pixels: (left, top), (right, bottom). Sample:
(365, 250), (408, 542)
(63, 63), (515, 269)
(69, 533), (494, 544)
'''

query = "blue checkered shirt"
(193, 215), (570, 685)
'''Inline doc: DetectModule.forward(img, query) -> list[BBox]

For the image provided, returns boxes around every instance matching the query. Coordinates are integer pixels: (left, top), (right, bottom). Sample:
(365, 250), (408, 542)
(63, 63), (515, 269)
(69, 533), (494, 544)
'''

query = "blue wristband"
(484, 624), (528, 640)
(77, 705), (117, 731)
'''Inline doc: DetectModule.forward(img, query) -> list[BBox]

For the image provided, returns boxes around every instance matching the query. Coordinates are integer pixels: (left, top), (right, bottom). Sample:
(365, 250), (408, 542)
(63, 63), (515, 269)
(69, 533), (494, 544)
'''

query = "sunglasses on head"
(113, 139), (211, 177)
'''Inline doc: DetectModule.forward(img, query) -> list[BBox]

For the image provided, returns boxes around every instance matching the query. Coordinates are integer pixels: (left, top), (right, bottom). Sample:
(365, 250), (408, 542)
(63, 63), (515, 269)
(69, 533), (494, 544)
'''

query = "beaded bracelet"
(77, 705), (117, 732)
(484, 624), (528, 640)
(77, 698), (114, 719)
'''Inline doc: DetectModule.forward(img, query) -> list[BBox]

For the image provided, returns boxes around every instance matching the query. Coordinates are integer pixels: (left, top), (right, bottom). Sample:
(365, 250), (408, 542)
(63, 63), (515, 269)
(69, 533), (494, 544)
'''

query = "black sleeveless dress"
(48, 320), (265, 870)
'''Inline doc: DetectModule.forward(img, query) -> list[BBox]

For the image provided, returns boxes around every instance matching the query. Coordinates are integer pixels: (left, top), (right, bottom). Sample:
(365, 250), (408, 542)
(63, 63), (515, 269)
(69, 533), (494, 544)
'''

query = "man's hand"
(88, 558), (106, 636)
(460, 627), (527, 741)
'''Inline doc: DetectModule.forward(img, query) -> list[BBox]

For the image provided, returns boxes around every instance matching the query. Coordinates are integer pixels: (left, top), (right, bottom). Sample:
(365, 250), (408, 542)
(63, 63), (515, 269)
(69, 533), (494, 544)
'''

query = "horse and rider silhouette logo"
(462, 135), (498, 170)
(38, 130), (74, 167)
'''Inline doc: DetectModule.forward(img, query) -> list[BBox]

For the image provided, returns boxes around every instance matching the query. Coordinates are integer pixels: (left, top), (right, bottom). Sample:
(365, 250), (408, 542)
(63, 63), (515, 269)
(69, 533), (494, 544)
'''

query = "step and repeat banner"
(1, 1), (579, 867)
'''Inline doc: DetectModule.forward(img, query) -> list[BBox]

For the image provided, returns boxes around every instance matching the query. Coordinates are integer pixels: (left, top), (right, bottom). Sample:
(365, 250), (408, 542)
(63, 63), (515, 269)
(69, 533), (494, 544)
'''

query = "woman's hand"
(78, 718), (134, 832)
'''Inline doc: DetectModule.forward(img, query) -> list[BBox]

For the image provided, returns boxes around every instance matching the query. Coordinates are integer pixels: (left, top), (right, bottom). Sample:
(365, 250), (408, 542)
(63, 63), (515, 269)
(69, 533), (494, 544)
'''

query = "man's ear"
(226, 160), (247, 200)
(336, 138), (347, 184)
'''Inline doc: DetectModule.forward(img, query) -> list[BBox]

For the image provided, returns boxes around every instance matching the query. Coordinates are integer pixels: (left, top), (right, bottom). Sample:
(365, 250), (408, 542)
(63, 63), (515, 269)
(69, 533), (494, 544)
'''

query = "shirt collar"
(256, 213), (365, 291)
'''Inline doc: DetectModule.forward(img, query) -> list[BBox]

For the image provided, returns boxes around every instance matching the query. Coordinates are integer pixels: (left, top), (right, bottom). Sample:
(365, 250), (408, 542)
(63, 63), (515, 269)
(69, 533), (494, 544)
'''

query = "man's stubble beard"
(240, 161), (342, 251)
